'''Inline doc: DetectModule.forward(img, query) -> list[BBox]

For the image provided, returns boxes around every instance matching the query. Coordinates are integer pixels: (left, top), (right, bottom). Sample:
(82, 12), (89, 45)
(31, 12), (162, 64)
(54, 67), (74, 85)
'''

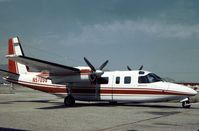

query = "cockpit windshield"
(138, 73), (163, 83)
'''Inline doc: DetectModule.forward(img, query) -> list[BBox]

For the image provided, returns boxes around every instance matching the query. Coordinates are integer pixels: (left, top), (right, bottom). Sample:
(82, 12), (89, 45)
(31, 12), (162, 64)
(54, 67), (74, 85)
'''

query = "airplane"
(0, 37), (197, 108)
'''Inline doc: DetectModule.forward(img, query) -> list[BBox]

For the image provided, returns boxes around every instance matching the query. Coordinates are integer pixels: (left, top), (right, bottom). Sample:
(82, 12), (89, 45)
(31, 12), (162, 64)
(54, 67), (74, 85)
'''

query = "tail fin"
(8, 37), (29, 74)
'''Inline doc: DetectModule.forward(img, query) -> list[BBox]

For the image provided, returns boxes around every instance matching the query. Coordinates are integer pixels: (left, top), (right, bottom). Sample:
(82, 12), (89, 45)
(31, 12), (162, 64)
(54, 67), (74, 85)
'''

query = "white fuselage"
(6, 70), (197, 103)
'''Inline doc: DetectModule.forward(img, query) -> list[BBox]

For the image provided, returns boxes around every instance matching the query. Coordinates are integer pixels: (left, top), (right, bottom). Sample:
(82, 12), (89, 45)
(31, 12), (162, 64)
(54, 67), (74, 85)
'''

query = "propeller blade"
(139, 65), (143, 70)
(127, 66), (132, 71)
(84, 57), (96, 71)
(99, 60), (109, 70)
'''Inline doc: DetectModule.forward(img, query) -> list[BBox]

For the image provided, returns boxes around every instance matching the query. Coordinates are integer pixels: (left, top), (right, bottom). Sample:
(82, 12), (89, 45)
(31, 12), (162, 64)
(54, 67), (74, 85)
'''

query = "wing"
(0, 69), (19, 78)
(6, 55), (80, 75)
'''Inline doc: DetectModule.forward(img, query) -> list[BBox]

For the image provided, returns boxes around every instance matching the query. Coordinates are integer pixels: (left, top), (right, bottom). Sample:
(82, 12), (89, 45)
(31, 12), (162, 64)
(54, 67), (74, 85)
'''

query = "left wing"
(6, 55), (80, 76)
(0, 69), (19, 78)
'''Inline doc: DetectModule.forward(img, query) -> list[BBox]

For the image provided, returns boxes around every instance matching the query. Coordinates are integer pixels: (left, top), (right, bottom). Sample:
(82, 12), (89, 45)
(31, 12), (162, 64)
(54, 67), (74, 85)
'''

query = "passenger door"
(99, 74), (113, 101)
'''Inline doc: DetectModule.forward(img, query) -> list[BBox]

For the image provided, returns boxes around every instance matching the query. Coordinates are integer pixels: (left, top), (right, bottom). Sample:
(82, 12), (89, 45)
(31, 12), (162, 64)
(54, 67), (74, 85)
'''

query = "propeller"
(99, 60), (109, 70)
(84, 57), (109, 83)
(84, 57), (96, 71)
(127, 66), (132, 71)
(127, 65), (143, 71)
(139, 65), (143, 70)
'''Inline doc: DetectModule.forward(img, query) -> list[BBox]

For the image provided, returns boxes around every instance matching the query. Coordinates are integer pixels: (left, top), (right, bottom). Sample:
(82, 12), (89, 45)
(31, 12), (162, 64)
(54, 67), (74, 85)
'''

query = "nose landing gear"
(181, 98), (191, 108)
(182, 101), (191, 108)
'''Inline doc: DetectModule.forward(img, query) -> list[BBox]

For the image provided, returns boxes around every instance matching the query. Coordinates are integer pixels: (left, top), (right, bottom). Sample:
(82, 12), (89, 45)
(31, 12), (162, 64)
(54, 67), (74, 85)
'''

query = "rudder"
(8, 37), (28, 74)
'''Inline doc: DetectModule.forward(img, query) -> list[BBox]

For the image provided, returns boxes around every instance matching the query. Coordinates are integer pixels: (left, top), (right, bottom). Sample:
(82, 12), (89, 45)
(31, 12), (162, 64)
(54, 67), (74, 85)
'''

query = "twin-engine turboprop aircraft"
(0, 37), (197, 108)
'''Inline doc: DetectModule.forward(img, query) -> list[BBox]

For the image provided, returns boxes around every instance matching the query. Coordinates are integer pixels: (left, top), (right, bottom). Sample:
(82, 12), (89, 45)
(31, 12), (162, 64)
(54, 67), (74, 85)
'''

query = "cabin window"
(138, 73), (163, 83)
(139, 71), (145, 74)
(97, 77), (109, 84)
(116, 77), (120, 84)
(138, 76), (149, 83)
(124, 76), (131, 84)
(147, 73), (162, 83)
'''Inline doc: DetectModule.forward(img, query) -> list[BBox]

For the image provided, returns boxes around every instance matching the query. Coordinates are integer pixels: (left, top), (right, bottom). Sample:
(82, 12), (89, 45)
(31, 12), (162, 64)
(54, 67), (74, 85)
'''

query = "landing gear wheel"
(64, 95), (75, 106)
(182, 101), (191, 108)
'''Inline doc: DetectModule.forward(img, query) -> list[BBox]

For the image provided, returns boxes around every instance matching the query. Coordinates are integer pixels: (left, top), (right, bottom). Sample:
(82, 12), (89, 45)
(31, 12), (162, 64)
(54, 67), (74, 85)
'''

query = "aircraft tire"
(64, 95), (75, 106)
(182, 101), (191, 108)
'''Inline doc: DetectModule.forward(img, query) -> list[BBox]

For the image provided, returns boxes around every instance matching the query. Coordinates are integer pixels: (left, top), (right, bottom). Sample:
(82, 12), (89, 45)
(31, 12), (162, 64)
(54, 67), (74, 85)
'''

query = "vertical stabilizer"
(8, 37), (28, 74)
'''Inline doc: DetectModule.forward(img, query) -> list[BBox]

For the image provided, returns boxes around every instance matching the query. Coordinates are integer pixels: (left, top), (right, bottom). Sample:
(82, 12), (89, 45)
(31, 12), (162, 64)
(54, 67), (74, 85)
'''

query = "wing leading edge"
(6, 55), (80, 75)
(0, 69), (19, 78)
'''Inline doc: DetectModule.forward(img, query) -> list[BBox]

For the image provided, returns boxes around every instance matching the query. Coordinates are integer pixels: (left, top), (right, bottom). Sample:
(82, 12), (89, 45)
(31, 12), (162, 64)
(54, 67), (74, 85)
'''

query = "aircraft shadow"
(1, 99), (198, 110)
(0, 99), (57, 105)
(35, 102), (197, 110)
(0, 127), (29, 131)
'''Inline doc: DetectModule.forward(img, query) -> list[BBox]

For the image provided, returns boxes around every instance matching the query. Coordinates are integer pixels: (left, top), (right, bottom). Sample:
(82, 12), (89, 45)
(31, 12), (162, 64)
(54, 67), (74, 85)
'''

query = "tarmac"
(0, 85), (199, 131)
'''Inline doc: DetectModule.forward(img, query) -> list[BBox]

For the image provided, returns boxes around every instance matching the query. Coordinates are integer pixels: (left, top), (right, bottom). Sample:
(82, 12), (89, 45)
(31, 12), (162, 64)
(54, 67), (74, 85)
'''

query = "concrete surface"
(0, 86), (198, 131)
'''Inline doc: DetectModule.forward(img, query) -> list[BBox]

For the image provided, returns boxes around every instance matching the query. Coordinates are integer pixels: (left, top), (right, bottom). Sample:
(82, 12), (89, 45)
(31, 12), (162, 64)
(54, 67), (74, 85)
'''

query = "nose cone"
(182, 85), (197, 96)
(190, 88), (198, 96)
(180, 85), (198, 96)
(168, 83), (198, 96)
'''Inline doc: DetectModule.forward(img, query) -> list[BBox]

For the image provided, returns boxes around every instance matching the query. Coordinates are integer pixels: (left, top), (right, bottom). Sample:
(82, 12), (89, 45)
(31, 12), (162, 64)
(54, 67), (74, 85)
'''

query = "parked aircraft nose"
(168, 83), (198, 96)
(190, 88), (198, 96)
(180, 84), (197, 96)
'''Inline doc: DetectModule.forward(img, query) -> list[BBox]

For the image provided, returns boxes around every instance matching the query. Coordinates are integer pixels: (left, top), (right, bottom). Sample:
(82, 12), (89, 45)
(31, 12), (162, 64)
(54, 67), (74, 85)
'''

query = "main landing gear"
(181, 98), (191, 108)
(64, 83), (75, 106)
(64, 95), (75, 106)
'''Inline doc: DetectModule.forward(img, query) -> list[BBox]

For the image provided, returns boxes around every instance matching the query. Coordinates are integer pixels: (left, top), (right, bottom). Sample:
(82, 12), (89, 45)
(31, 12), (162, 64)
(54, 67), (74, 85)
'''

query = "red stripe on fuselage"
(6, 78), (192, 96)
(80, 69), (91, 74)
(101, 89), (189, 95)
(7, 78), (67, 93)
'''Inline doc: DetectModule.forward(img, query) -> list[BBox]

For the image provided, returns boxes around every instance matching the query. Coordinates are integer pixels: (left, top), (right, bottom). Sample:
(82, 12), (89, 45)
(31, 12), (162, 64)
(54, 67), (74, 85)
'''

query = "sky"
(0, 0), (199, 82)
